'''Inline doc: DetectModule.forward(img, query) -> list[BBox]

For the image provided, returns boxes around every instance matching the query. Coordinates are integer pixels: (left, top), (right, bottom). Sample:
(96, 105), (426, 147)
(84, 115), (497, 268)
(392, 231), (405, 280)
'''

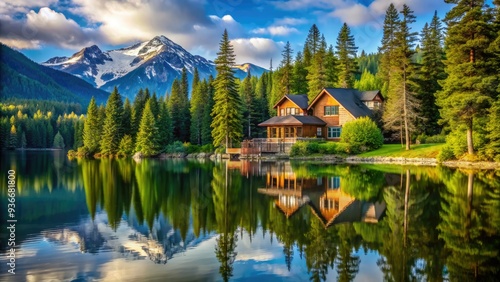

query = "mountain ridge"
(43, 35), (267, 99)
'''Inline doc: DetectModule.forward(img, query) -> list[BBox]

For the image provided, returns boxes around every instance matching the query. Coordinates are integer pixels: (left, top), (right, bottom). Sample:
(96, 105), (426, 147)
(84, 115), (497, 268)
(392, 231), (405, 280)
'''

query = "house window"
(270, 128), (277, 138)
(328, 177), (341, 189)
(280, 109), (285, 116)
(328, 127), (341, 138)
(316, 127), (322, 137)
(324, 106), (339, 116)
(317, 177), (323, 186)
(296, 127), (302, 137)
(374, 101), (381, 109)
(286, 108), (291, 115)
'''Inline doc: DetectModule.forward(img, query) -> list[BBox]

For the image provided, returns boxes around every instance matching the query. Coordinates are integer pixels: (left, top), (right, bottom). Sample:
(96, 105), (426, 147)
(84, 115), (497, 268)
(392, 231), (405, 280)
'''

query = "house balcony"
(241, 137), (323, 154)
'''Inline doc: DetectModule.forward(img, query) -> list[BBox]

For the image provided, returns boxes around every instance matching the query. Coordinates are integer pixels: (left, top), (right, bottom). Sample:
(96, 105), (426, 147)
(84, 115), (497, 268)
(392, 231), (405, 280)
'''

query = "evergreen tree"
(202, 75), (215, 145)
(304, 24), (322, 67)
(82, 97), (101, 154)
(292, 51), (309, 94)
(150, 92), (160, 119)
(8, 124), (17, 149)
(157, 101), (173, 148)
(437, 0), (496, 155)
(131, 89), (149, 139)
(325, 45), (339, 88)
(279, 41), (294, 95)
(335, 23), (358, 88)
(190, 69), (204, 145)
(241, 71), (258, 139)
(378, 4), (401, 96)
(179, 67), (191, 142)
(135, 99), (159, 157)
(53, 131), (65, 149)
(73, 119), (84, 149)
(416, 12), (446, 135)
(100, 87), (124, 156)
(306, 35), (327, 101)
(168, 79), (183, 141)
(211, 29), (243, 148)
(21, 131), (27, 149)
(122, 98), (132, 137)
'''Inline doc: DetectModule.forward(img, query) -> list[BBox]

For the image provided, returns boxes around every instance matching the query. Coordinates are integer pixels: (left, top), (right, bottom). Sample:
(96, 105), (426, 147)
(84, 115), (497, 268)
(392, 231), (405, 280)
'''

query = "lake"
(0, 151), (499, 281)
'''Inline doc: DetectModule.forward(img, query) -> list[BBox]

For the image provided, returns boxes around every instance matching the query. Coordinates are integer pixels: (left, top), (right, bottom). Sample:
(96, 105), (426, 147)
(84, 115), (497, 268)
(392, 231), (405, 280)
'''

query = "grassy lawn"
(357, 143), (444, 158)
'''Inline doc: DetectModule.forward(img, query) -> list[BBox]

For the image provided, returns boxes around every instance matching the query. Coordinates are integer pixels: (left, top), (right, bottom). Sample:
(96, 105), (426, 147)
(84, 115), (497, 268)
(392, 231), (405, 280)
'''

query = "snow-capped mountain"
(43, 36), (267, 100)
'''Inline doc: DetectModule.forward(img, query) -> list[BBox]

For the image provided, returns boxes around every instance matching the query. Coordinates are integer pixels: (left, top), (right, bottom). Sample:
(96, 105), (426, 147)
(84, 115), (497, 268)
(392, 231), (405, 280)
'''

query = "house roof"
(258, 115), (327, 127)
(358, 90), (382, 101)
(273, 94), (309, 109)
(308, 88), (373, 118)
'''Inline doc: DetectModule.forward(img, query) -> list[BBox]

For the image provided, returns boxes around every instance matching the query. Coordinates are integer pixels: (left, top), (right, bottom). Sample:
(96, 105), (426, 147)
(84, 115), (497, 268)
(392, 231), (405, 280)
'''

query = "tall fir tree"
(131, 88), (149, 139)
(306, 35), (327, 101)
(292, 51), (309, 94)
(303, 24), (322, 67)
(8, 124), (17, 149)
(325, 45), (339, 88)
(279, 41), (294, 95)
(135, 99), (159, 157)
(378, 4), (401, 96)
(100, 87), (124, 156)
(157, 99), (173, 148)
(335, 23), (358, 88)
(202, 75), (215, 145)
(211, 29), (243, 148)
(122, 98), (132, 137)
(168, 79), (183, 141)
(240, 71), (258, 139)
(150, 92), (160, 119)
(82, 97), (100, 154)
(437, 0), (496, 155)
(416, 12), (446, 135)
(190, 69), (205, 145)
(179, 67), (191, 142)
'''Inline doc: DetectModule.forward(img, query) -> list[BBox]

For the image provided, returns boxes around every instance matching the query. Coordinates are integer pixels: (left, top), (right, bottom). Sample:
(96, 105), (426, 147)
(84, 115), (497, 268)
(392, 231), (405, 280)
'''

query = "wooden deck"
(241, 138), (323, 154)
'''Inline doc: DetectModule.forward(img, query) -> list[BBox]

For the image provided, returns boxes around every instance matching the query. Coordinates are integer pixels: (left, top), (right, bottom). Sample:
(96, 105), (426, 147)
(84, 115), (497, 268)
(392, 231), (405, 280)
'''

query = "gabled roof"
(273, 94), (309, 109)
(358, 90), (383, 101)
(307, 88), (373, 118)
(258, 115), (327, 127)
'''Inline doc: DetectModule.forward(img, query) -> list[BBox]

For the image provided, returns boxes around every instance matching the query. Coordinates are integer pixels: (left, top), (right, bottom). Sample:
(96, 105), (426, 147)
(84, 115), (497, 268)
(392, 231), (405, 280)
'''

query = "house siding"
(310, 92), (340, 127)
(277, 99), (306, 116)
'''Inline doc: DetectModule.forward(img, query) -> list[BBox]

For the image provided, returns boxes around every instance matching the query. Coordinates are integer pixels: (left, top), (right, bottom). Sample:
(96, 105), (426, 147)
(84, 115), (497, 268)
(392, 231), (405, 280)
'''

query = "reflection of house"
(258, 163), (386, 227)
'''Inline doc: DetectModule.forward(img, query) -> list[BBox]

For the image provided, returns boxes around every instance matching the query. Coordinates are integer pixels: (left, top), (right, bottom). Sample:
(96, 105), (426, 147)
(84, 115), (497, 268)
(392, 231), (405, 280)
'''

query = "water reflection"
(0, 152), (499, 281)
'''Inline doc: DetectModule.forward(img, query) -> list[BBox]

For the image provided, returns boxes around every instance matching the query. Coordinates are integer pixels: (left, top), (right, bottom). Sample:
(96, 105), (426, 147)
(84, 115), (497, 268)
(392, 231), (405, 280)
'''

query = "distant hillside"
(0, 43), (109, 106)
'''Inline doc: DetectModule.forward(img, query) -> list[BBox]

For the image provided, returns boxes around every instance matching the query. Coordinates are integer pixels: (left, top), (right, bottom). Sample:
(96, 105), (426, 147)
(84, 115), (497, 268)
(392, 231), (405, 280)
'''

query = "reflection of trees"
(213, 163), (240, 282)
(336, 224), (361, 282)
(438, 169), (500, 281)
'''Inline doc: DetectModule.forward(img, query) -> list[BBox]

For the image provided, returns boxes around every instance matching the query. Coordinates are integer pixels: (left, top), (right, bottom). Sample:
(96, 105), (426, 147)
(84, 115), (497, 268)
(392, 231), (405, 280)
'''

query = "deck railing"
(241, 137), (323, 154)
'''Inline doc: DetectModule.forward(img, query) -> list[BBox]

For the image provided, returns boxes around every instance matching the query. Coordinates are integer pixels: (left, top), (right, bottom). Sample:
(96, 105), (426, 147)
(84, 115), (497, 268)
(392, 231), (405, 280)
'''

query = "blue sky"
(0, 0), (460, 67)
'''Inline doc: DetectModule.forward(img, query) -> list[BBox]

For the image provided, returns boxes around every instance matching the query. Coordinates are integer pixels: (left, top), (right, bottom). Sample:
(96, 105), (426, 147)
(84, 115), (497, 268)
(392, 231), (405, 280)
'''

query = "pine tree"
(122, 97), (132, 137)
(131, 88), (149, 139)
(190, 69), (204, 145)
(179, 67), (191, 142)
(135, 99), (159, 157)
(416, 12), (446, 135)
(157, 100), (173, 148)
(378, 4), (401, 96)
(202, 75), (215, 145)
(304, 24), (322, 67)
(279, 41), (294, 95)
(150, 92), (160, 119)
(100, 87), (124, 156)
(325, 45), (339, 88)
(335, 23), (358, 88)
(8, 124), (17, 149)
(53, 131), (65, 149)
(82, 97), (100, 154)
(21, 131), (27, 149)
(255, 73), (270, 137)
(437, 0), (496, 155)
(168, 79), (183, 141)
(211, 29), (243, 148)
(241, 71), (257, 139)
(292, 51), (308, 94)
(306, 35), (327, 101)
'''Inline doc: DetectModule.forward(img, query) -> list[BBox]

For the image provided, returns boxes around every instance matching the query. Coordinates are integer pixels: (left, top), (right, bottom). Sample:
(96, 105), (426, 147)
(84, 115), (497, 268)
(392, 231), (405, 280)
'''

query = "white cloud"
(274, 17), (308, 26)
(0, 8), (99, 49)
(251, 25), (299, 36)
(0, 0), (57, 14)
(231, 37), (283, 67)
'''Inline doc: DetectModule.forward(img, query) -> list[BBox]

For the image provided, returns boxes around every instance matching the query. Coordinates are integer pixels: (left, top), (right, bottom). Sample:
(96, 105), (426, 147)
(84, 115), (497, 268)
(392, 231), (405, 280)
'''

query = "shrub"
(290, 141), (308, 156)
(426, 134), (446, 144)
(165, 141), (185, 154)
(183, 142), (200, 154)
(416, 133), (427, 144)
(306, 141), (320, 154)
(340, 117), (383, 152)
(200, 144), (215, 153)
(335, 142), (351, 154)
(437, 145), (455, 162)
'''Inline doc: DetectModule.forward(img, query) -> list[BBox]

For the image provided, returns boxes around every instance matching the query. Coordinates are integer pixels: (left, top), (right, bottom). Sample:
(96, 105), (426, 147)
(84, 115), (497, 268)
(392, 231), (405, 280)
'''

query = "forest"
(1, 0), (500, 161)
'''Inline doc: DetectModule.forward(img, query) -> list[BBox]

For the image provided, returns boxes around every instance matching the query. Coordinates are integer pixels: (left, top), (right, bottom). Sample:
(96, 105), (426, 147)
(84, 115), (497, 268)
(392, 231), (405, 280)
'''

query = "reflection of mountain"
(258, 162), (386, 227)
(41, 211), (215, 264)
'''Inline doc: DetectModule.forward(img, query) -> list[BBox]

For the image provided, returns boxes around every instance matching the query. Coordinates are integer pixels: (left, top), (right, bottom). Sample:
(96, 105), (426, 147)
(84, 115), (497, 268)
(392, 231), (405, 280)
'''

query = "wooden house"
(258, 88), (383, 141)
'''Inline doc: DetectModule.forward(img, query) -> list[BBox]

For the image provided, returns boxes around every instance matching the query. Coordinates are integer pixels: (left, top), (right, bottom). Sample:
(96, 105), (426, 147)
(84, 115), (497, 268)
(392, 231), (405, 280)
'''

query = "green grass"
(357, 143), (444, 158)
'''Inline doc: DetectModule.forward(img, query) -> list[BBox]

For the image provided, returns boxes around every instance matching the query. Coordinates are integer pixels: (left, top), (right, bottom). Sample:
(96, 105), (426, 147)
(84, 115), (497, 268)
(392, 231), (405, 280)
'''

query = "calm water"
(0, 151), (499, 282)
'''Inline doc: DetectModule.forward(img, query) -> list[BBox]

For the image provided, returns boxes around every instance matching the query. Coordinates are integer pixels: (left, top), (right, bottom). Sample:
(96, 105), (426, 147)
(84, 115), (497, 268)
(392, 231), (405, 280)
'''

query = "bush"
(340, 117), (383, 152)
(318, 142), (337, 154)
(183, 142), (200, 154)
(165, 141), (185, 154)
(290, 141), (308, 156)
(416, 133), (427, 144)
(426, 134), (446, 144)
(437, 145), (455, 162)
(200, 144), (215, 153)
